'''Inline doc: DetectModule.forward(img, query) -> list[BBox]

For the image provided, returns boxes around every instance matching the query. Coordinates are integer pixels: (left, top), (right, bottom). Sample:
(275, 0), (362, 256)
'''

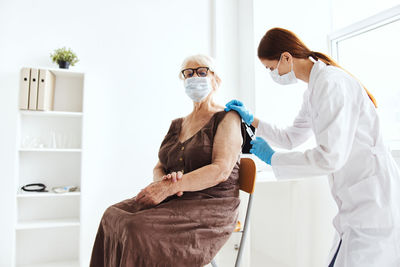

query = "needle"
(242, 119), (256, 140)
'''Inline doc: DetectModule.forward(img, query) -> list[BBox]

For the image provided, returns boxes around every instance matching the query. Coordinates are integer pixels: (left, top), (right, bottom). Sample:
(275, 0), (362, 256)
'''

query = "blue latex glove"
(250, 137), (275, 165)
(224, 99), (254, 125)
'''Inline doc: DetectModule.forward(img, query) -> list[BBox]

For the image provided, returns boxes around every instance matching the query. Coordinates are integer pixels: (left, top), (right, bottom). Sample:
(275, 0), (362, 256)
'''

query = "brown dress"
(90, 111), (244, 267)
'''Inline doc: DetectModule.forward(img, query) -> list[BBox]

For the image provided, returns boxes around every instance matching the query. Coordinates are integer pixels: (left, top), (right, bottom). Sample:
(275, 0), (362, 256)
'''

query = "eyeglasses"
(181, 67), (210, 79)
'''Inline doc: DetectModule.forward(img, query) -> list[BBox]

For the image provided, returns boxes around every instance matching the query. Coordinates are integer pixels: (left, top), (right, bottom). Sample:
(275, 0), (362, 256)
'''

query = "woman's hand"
(250, 137), (275, 165)
(136, 180), (176, 208)
(162, 171), (184, 196)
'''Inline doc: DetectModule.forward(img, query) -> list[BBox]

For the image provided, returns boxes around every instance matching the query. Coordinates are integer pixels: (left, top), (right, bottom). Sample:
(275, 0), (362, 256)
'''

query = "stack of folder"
(19, 68), (55, 111)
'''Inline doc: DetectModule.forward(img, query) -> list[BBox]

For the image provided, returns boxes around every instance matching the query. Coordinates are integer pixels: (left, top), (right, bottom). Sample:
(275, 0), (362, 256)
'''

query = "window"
(329, 5), (400, 142)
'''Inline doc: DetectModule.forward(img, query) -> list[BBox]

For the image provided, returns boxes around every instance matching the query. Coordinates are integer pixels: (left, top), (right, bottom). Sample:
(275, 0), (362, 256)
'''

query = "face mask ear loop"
(290, 57), (294, 73)
(277, 54), (293, 76)
(276, 54), (282, 74)
(282, 53), (293, 74)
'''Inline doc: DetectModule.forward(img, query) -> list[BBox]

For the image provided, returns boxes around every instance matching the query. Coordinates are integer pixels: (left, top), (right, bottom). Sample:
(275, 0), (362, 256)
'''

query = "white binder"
(19, 68), (31, 110)
(37, 69), (55, 111)
(28, 68), (39, 110)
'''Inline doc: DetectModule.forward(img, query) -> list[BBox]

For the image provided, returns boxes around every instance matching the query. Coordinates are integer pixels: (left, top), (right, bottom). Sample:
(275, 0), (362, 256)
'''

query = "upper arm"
(257, 92), (312, 150)
(285, 96), (313, 147)
(153, 160), (164, 171)
(211, 111), (243, 180)
(153, 160), (166, 181)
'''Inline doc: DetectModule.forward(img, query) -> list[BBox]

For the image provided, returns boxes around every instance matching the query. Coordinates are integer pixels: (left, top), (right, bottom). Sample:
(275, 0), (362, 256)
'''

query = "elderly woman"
(90, 54), (245, 267)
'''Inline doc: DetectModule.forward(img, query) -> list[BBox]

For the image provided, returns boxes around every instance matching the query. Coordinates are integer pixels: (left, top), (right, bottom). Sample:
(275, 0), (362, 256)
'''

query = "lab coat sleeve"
(271, 78), (360, 179)
(256, 92), (313, 150)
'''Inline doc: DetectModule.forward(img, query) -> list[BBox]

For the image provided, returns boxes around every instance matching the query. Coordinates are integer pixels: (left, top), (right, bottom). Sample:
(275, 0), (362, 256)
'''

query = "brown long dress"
(90, 111), (245, 267)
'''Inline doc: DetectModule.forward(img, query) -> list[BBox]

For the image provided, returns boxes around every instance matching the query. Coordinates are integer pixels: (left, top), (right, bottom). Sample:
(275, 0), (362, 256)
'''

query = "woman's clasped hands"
(136, 171), (184, 208)
(162, 171), (184, 197)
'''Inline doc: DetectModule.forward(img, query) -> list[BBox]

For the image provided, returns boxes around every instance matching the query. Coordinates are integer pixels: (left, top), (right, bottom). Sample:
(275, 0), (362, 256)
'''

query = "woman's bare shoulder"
(221, 110), (241, 124)
(214, 110), (242, 138)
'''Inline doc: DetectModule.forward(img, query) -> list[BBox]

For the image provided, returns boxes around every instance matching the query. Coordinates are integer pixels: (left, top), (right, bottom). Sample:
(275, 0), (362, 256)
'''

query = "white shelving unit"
(15, 261), (80, 267)
(19, 148), (82, 152)
(15, 67), (85, 267)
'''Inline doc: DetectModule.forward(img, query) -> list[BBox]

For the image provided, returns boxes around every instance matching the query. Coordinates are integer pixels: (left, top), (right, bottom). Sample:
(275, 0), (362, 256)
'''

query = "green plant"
(50, 47), (79, 66)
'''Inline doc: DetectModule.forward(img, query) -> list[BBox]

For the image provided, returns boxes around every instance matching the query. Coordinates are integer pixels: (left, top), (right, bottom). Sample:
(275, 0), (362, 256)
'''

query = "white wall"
(237, 0), (257, 112)
(0, 0), (243, 266)
(213, 0), (240, 104)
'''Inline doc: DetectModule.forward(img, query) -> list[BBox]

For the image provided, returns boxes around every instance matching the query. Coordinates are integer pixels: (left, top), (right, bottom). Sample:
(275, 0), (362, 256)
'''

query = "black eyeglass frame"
(181, 67), (210, 79)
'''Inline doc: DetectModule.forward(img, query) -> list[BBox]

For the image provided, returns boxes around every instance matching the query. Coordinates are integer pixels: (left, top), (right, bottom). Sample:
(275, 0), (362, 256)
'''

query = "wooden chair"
(211, 157), (257, 267)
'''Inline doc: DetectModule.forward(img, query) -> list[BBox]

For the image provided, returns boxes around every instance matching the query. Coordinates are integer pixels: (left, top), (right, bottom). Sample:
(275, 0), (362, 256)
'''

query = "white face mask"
(184, 77), (212, 102)
(269, 55), (297, 85)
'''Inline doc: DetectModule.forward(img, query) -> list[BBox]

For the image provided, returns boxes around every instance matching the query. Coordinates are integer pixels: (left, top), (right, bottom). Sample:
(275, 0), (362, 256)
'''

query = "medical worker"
(225, 28), (400, 267)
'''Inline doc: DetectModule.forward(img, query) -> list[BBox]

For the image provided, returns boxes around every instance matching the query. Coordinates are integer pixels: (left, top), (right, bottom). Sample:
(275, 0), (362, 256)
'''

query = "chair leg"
(211, 258), (218, 267)
(235, 194), (254, 267)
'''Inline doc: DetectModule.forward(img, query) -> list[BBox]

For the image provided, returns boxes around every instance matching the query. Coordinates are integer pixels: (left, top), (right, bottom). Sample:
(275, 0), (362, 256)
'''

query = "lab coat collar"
(308, 60), (326, 91)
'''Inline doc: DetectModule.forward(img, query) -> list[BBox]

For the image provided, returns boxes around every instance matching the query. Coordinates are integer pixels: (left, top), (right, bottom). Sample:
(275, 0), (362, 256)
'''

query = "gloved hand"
(225, 99), (254, 125)
(250, 137), (275, 165)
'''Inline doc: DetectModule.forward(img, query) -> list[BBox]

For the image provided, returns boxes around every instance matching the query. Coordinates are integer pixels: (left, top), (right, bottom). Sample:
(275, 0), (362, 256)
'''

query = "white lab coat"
(257, 60), (400, 267)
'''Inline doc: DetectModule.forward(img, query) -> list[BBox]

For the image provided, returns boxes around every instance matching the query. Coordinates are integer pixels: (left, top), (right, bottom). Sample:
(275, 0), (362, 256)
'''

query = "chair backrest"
(211, 157), (257, 267)
(238, 157), (257, 194)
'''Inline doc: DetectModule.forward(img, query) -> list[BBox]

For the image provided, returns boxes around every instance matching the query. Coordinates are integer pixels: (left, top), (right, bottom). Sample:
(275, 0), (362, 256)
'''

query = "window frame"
(328, 5), (400, 61)
(328, 4), (400, 151)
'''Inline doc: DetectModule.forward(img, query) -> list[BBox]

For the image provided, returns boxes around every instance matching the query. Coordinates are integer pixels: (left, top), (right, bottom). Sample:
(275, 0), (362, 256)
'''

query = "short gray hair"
(179, 54), (220, 80)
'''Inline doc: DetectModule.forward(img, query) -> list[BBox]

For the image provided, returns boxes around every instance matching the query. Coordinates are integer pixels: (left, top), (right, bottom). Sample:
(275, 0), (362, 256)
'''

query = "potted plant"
(50, 47), (79, 69)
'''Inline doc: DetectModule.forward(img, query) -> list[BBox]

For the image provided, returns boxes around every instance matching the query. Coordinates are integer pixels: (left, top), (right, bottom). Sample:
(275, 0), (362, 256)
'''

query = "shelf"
(17, 192), (81, 198)
(20, 110), (83, 118)
(22, 65), (85, 78)
(17, 260), (79, 267)
(48, 68), (85, 78)
(15, 66), (84, 267)
(19, 148), (81, 152)
(16, 226), (79, 266)
(16, 218), (80, 230)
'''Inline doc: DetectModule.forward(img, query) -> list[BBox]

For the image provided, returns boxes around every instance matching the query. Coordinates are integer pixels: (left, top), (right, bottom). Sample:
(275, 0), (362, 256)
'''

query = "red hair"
(258, 28), (377, 108)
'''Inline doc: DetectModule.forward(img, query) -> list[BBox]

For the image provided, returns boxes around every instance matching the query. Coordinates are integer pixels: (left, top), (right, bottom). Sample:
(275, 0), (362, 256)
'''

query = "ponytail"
(309, 51), (377, 108)
(309, 51), (338, 67)
(258, 28), (377, 108)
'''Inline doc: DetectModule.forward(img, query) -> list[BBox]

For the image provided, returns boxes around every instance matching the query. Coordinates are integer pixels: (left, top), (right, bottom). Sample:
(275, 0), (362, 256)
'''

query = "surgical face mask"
(269, 55), (297, 85)
(184, 77), (212, 102)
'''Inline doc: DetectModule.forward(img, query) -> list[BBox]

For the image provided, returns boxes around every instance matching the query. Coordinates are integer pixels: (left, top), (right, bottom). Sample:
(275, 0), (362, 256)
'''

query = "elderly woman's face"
(181, 61), (218, 89)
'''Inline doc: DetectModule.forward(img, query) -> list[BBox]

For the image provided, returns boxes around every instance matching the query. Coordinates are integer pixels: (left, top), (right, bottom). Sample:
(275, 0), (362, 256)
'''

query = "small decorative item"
(52, 185), (80, 194)
(50, 47), (79, 69)
(21, 135), (45, 149)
